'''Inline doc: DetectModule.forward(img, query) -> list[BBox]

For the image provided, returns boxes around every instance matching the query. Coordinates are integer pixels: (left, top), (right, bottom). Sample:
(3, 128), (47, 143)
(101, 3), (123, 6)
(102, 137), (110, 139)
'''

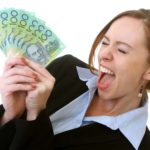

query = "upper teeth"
(100, 66), (114, 75)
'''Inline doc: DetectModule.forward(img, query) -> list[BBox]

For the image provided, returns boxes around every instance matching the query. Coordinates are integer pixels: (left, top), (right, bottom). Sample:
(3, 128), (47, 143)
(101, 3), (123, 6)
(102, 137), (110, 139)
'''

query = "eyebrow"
(103, 35), (133, 49)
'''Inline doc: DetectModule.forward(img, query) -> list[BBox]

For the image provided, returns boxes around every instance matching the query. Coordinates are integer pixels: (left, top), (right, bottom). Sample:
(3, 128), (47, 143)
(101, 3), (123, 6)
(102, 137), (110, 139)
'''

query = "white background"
(0, 0), (150, 127)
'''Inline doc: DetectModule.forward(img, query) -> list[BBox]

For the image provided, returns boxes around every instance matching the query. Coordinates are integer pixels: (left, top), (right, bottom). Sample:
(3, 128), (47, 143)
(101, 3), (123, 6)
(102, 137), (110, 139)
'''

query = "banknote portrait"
(26, 43), (49, 65)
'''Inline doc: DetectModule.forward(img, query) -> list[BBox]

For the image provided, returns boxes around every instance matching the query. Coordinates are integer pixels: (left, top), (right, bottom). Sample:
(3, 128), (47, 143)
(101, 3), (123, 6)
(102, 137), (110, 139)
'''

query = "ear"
(143, 68), (150, 80)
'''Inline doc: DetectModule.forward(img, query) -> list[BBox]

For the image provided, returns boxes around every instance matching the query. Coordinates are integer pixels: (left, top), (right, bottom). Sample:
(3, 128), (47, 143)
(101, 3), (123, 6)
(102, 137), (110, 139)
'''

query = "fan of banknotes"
(0, 8), (65, 66)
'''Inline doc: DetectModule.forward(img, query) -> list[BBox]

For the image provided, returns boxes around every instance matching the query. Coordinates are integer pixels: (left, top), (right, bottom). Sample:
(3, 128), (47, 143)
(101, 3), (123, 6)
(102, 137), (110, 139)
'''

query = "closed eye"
(118, 49), (127, 54)
(101, 41), (109, 46)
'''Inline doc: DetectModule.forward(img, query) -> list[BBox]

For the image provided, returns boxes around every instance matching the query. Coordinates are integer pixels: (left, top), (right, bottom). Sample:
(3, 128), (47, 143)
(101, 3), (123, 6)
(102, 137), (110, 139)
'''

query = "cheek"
(117, 63), (144, 88)
(97, 51), (101, 64)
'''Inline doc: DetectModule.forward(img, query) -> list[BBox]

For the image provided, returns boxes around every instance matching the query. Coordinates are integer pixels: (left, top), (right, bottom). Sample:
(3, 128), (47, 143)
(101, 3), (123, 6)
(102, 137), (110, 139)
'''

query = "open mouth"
(98, 66), (116, 90)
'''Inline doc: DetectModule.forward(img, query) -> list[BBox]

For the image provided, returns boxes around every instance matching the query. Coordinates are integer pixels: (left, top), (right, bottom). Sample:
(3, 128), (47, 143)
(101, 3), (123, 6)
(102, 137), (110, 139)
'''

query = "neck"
(86, 93), (141, 116)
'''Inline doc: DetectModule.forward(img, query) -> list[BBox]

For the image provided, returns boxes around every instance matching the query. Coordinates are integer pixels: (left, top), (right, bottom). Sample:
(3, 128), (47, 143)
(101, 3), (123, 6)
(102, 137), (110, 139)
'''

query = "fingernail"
(33, 75), (38, 81)
(20, 57), (27, 64)
(32, 84), (36, 89)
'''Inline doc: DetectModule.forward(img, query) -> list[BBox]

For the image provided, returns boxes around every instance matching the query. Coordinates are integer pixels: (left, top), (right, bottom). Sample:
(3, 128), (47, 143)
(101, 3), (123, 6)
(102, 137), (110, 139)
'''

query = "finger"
(31, 70), (55, 84)
(4, 57), (27, 72)
(25, 58), (52, 79)
(4, 66), (37, 78)
(4, 75), (37, 85)
(2, 83), (36, 93)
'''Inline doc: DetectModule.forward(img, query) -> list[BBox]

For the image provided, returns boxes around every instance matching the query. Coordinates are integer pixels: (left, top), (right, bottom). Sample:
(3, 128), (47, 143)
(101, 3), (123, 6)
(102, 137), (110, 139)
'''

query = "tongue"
(99, 74), (115, 90)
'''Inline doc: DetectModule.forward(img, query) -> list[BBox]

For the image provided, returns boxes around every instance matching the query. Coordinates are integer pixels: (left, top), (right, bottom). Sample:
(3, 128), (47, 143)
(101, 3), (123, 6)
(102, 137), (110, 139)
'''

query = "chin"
(99, 88), (119, 100)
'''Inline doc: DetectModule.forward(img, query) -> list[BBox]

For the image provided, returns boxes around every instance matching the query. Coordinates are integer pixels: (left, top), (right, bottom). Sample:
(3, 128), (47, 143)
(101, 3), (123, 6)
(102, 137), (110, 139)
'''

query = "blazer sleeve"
(0, 107), (54, 150)
(9, 110), (54, 150)
(0, 105), (16, 150)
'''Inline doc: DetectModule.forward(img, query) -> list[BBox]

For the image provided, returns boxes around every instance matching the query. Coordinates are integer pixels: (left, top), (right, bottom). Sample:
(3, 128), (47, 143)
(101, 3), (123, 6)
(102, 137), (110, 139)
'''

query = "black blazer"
(0, 55), (150, 150)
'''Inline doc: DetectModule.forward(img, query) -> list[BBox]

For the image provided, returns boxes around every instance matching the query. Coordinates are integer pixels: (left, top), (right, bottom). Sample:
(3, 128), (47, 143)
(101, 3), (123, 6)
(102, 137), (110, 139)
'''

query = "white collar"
(77, 66), (148, 150)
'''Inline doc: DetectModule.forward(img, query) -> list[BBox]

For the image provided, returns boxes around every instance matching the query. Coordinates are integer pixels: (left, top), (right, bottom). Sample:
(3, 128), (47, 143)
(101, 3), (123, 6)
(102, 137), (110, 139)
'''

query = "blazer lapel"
(54, 123), (121, 148)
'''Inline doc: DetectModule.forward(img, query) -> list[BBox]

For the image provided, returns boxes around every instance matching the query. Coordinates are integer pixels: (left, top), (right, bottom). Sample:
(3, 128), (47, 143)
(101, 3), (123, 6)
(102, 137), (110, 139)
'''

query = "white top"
(50, 66), (148, 150)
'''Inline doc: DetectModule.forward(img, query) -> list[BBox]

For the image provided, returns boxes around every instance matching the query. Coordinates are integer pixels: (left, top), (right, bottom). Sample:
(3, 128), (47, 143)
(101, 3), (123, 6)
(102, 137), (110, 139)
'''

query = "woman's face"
(97, 16), (150, 101)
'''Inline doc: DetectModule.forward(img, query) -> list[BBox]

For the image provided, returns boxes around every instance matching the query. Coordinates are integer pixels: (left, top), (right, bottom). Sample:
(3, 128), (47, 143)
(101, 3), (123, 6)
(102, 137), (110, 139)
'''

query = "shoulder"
(46, 54), (88, 78)
(46, 55), (89, 114)
(48, 54), (88, 67)
(46, 55), (89, 88)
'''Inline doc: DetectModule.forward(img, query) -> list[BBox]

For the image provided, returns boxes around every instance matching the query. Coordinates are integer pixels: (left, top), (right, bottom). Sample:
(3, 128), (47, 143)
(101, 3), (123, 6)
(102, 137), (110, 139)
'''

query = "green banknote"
(0, 8), (65, 66)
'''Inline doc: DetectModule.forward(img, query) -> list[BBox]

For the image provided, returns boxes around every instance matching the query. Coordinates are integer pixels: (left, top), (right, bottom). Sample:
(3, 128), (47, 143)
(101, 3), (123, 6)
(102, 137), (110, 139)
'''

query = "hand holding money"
(0, 8), (65, 66)
(0, 57), (37, 125)
(23, 58), (56, 120)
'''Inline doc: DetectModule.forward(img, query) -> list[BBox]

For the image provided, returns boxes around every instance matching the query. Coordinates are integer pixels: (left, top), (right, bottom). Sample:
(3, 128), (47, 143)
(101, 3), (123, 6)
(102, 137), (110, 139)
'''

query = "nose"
(99, 47), (113, 62)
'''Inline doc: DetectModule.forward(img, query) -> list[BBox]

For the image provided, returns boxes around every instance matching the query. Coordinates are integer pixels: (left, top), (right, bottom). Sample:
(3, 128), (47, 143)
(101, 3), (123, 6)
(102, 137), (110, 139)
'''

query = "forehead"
(105, 17), (146, 47)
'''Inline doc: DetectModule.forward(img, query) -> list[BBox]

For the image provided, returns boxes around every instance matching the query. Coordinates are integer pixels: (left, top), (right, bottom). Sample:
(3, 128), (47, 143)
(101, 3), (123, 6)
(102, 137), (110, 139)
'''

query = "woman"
(0, 9), (150, 150)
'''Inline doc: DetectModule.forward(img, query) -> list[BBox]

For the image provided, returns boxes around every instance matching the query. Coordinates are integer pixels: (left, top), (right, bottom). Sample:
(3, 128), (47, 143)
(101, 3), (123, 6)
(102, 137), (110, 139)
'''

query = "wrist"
(0, 112), (14, 126)
(26, 110), (39, 121)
